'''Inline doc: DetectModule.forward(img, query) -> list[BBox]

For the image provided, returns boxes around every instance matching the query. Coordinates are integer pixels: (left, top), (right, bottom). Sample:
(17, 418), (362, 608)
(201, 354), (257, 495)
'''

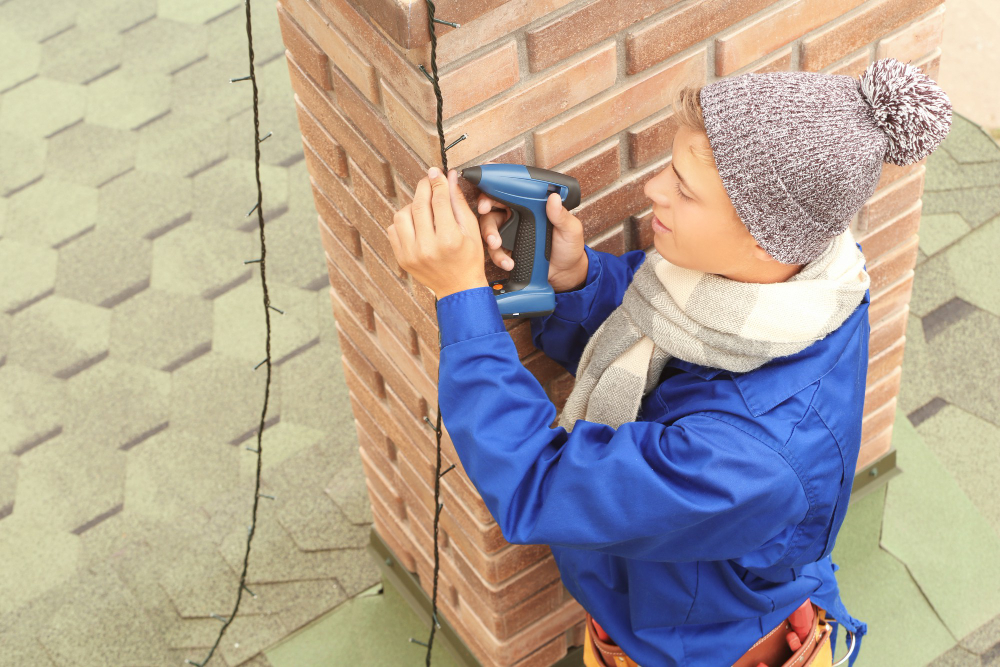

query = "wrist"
(435, 278), (489, 300)
(554, 255), (589, 293)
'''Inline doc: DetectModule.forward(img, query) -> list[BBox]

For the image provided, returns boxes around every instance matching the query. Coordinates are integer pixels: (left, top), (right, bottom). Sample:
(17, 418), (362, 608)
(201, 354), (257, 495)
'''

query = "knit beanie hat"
(698, 57), (953, 265)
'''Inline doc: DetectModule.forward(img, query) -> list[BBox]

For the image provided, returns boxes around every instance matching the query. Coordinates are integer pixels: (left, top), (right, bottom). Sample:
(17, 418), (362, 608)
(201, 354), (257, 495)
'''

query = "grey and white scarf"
(558, 229), (870, 433)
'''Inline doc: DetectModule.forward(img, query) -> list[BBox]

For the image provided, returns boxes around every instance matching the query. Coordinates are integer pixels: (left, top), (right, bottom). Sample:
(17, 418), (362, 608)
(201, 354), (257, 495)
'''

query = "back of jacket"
(434, 243), (871, 666)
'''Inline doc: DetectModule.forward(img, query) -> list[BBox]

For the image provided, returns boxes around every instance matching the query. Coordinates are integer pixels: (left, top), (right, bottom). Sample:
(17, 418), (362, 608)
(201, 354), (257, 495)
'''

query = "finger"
(479, 210), (505, 249)
(490, 246), (514, 271)
(428, 167), (457, 236)
(546, 192), (565, 226)
(391, 206), (415, 257)
(448, 169), (478, 236)
(411, 175), (434, 247)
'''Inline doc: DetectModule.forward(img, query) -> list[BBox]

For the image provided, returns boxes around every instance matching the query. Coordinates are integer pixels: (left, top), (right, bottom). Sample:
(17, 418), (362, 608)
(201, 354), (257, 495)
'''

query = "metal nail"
(230, 75), (251, 82)
(409, 638), (428, 647)
(439, 464), (455, 478)
(246, 202), (259, 218)
(268, 305), (284, 315)
(246, 446), (259, 453)
(244, 258), (262, 264)
(254, 358), (268, 370)
(242, 584), (257, 598)
(431, 17), (460, 28)
(419, 64), (435, 83)
(444, 133), (467, 152)
(259, 493), (275, 500)
(211, 613), (228, 622)
(258, 131), (272, 143)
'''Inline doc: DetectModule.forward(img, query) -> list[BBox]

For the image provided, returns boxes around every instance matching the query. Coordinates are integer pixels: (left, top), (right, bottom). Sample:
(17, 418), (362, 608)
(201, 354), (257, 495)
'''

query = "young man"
(388, 57), (951, 667)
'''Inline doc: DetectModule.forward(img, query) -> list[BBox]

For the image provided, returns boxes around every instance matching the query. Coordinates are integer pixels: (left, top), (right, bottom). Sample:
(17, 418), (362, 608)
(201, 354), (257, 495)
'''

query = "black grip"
(510, 203), (535, 287)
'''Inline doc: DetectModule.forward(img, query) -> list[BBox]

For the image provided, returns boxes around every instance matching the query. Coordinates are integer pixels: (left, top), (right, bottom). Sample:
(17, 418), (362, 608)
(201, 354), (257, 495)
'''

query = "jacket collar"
(665, 288), (871, 418)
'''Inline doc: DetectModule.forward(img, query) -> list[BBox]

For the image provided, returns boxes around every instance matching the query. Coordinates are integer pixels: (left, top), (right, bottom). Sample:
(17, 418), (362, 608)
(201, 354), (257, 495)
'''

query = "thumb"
(546, 192), (568, 226)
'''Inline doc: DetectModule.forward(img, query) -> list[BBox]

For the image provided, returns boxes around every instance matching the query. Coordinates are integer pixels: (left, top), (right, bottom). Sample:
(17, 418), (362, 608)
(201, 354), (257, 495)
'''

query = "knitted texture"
(698, 57), (952, 265)
(557, 228), (870, 433)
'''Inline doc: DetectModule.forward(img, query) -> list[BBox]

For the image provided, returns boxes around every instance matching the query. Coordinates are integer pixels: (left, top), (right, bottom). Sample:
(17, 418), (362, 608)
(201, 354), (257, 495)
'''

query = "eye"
(674, 181), (692, 201)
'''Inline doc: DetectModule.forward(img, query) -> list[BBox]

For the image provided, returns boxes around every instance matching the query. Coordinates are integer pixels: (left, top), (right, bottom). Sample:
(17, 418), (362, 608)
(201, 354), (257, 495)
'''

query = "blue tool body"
(460, 164), (581, 319)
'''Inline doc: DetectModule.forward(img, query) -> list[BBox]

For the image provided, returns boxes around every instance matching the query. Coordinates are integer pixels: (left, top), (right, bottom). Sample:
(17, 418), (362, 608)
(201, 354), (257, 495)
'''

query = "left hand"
(389, 167), (489, 300)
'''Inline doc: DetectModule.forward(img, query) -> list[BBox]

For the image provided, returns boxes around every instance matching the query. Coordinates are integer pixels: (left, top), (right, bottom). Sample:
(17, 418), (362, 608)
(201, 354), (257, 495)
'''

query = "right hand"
(475, 180), (588, 292)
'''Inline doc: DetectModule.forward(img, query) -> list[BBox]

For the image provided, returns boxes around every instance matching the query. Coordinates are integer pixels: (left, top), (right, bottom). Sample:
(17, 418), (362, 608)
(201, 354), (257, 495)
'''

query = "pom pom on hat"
(859, 57), (952, 166)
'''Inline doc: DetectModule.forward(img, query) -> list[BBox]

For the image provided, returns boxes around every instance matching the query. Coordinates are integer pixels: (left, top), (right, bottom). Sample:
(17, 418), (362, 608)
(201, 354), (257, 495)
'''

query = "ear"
(749, 241), (778, 263)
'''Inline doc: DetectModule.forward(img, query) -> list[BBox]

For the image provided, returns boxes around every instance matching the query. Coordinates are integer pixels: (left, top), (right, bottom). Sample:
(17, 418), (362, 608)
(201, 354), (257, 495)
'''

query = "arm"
(436, 287), (810, 562)
(529, 245), (648, 377)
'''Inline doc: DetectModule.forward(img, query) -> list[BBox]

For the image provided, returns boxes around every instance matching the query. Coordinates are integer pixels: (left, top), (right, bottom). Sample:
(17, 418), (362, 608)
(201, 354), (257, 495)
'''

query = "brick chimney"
(277, 0), (946, 664)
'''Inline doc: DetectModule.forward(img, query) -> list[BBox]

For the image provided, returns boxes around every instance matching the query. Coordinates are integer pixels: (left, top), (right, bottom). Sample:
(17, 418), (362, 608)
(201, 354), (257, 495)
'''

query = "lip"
(652, 214), (671, 233)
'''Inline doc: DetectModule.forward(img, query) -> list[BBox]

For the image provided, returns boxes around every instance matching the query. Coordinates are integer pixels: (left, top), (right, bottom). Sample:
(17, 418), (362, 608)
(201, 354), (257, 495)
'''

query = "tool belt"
(583, 598), (847, 667)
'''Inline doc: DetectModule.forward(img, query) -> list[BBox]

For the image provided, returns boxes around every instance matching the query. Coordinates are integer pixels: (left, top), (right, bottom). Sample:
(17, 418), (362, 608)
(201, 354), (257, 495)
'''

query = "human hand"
(475, 171), (588, 292)
(388, 167), (489, 300)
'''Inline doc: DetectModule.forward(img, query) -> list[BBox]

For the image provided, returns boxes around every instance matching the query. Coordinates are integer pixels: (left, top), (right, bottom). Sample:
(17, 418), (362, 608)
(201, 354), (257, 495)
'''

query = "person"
(387, 57), (951, 667)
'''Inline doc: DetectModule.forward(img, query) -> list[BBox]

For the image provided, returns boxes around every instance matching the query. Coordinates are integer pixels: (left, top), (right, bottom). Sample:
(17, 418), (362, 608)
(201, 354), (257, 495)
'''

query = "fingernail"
(503, 260), (513, 270)
(489, 235), (498, 247)
(428, 167), (440, 179)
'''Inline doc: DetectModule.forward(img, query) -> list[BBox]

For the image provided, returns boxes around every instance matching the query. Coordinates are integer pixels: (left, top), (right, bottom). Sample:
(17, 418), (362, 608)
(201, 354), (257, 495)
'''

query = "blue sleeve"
(435, 287), (810, 562)
(529, 244), (648, 377)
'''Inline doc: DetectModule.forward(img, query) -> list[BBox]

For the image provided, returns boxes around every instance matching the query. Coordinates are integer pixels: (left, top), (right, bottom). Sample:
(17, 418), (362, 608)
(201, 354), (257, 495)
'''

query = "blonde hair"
(667, 79), (714, 166)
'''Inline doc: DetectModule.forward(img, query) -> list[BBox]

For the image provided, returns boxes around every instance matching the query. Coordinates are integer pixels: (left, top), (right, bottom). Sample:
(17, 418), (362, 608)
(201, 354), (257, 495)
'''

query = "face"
(644, 126), (766, 278)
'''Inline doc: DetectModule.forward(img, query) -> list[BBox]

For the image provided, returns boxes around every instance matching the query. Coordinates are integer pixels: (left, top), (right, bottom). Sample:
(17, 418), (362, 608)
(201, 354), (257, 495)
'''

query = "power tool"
(460, 164), (581, 319)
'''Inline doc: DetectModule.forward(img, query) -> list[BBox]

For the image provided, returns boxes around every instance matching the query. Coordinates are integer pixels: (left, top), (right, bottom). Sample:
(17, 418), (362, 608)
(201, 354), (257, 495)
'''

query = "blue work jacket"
(435, 243), (870, 666)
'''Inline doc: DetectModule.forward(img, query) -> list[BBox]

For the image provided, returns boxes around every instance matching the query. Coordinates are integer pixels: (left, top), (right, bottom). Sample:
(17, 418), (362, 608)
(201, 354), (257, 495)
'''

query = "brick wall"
(277, 0), (947, 664)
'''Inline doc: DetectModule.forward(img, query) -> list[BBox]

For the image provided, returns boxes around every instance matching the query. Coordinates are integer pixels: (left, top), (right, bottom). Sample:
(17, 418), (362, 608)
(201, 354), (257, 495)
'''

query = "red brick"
(370, 500), (416, 572)
(575, 155), (669, 240)
(866, 336), (905, 390)
(315, 181), (361, 258)
(383, 42), (618, 170)
(359, 238), (440, 350)
(628, 108), (679, 170)
(534, 50), (704, 169)
(857, 201), (922, 262)
(350, 393), (396, 464)
(856, 168), (925, 237)
(336, 321), (385, 400)
(827, 49), (872, 78)
(867, 236), (919, 296)
(358, 441), (404, 519)
(750, 47), (795, 74)
(715, 0), (865, 77)
(863, 365), (901, 418)
(526, 0), (677, 74)
(800, 0), (945, 72)
(373, 308), (437, 414)
(626, 0), (779, 76)
(276, 4), (331, 89)
(348, 0), (508, 52)
(861, 396), (896, 446)
(279, 0), (378, 102)
(287, 51), (394, 197)
(549, 372), (576, 414)
(875, 5), (946, 64)
(632, 208), (656, 251)
(869, 271), (914, 326)
(430, 0), (577, 67)
(326, 61), (424, 194)
(342, 354), (423, 468)
(331, 285), (428, 421)
(304, 139), (407, 280)
(857, 423), (893, 471)
(294, 95), (347, 179)
(319, 214), (415, 348)
(559, 139), (622, 200)
(868, 305), (908, 360)
(346, 155), (396, 233)
(592, 225), (626, 256)
(314, 0), (439, 121)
